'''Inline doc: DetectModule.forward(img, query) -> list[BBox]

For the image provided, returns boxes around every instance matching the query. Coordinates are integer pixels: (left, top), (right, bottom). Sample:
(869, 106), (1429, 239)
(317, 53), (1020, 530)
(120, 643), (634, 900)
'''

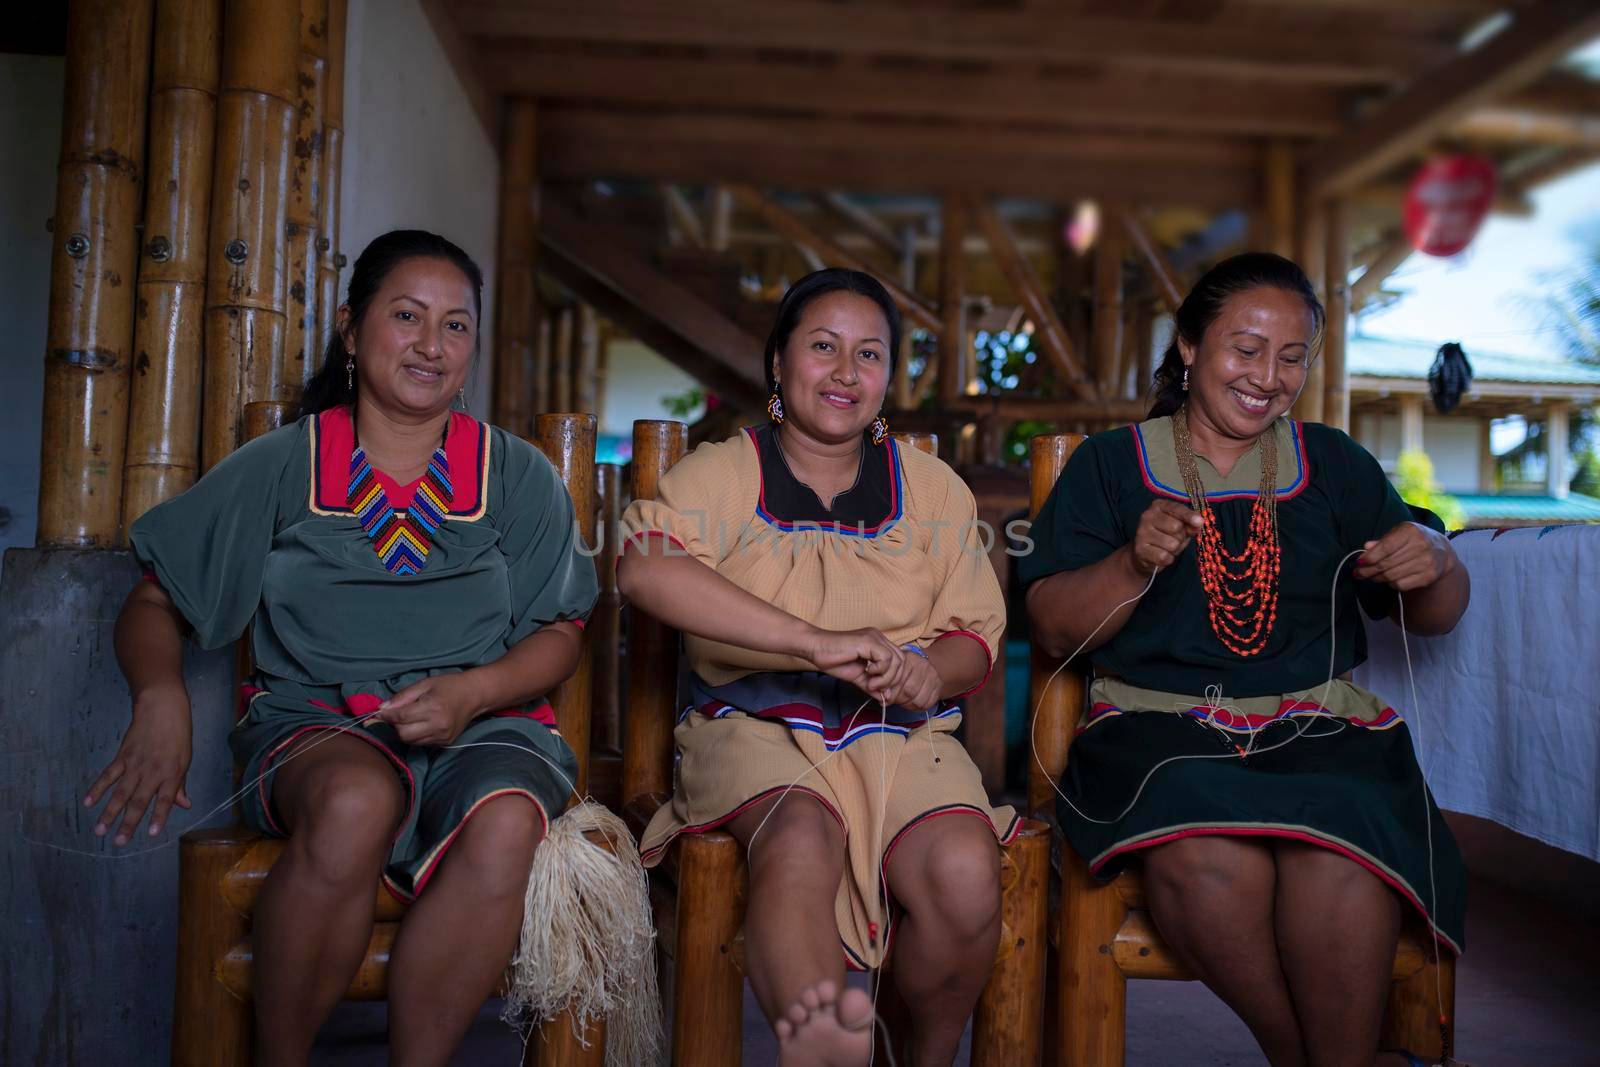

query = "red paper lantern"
(1403, 154), (1497, 258)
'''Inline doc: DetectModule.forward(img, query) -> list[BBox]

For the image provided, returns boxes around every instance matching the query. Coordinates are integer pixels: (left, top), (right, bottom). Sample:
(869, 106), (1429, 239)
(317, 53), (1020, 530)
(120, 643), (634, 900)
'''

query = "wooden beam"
(459, 1), (1445, 84)
(1265, 139), (1297, 259)
(1293, 204), (1328, 424)
(660, 184), (707, 248)
(967, 195), (1097, 403)
(728, 184), (941, 332)
(1118, 210), (1185, 315)
(1091, 223), (1124, 397)
(813, 192), (905, 267)
(1351, 232), (1415, 312)
(894, 395), (1150, 424)
(540, 109), (1259, 212)
(1352, 181), (1535, 218)
(539, 200), (766, 407)
(1504, 146), (1600, 193)
(938, 197), (966, 407)
(1306, 1), (1600, 200)
(707, 186), (732, 252)
(1322, 198), (1351, 431)
(1455, 106), (1600, 147)
(478, 46), (1349, 137)
(492, 100), (538, 438)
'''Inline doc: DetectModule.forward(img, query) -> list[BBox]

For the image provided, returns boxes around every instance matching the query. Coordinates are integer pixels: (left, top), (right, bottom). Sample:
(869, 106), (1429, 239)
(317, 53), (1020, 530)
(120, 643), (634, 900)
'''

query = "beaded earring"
(1181, 366), (1189, 392)
(870, 414), (889, 445)
(767, 388), (785, 424)
(346, 354), (355, 391)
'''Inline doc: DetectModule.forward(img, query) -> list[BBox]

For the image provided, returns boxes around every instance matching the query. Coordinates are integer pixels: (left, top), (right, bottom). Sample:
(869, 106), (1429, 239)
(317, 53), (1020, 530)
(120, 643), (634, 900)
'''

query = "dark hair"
(764, 268), (902, 394)
(1148, 252), (1325, 419)
(299, 229), (486, 417)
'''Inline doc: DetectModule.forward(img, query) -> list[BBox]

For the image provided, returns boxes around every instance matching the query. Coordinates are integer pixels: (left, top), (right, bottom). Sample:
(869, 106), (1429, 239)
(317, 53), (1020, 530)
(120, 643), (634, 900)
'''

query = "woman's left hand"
(866, 652), (943, 712)
(1352, 521), (1455, 592)
(376, 672), (484, 746)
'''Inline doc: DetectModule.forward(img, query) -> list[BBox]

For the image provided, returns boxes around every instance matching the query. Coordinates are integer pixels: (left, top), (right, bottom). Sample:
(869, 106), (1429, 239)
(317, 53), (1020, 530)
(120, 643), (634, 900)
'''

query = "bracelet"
(902, 643), (928, 659)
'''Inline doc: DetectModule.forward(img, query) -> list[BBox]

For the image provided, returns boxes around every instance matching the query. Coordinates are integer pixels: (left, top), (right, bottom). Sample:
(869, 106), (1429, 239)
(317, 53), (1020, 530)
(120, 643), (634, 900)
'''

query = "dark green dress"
(130, 405), (597, 901)
(1019, 415), (1465, 953)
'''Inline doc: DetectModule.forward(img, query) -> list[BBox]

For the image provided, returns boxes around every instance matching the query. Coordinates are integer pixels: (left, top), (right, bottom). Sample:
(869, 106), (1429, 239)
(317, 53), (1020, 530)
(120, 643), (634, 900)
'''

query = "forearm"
(114, 584), (188, 701)
(1026, 545), (1150, 659)
(1398, 553), (1470, 636)
(924, 634), (990, 700)
(462, 622), (584, 715)
(617, 550), (815, 657)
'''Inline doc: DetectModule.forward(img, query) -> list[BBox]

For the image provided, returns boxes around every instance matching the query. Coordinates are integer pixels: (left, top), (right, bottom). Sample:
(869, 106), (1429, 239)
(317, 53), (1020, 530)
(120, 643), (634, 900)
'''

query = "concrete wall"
(1355, 411), (1483, 494)
(0, 54), (64, 556)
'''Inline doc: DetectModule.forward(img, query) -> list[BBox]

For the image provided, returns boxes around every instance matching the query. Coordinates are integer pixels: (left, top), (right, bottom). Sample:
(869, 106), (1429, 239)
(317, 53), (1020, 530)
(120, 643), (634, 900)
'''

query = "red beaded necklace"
(1172, 407), (1281, 658)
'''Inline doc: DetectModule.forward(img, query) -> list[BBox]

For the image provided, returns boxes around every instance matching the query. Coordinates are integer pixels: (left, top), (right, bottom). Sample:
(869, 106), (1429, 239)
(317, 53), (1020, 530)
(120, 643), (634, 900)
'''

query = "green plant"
(1572, 446), (1600, 498)
(660, 386), (705, 420)
(1394, 449), (1465, 530)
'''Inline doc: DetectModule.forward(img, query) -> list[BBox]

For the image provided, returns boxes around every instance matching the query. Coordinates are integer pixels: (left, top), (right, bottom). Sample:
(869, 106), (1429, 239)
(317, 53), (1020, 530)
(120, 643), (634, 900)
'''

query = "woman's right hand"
(1128, 499), (1205, 576)
(84, 683), (194, 846)
(802, 627), (904, 701)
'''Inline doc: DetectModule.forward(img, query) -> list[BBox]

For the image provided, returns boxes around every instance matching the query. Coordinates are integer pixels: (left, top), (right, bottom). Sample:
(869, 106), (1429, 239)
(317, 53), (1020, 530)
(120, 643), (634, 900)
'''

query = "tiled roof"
(1453, 492), (1600, 522)
(1349, 335), (1600, 386)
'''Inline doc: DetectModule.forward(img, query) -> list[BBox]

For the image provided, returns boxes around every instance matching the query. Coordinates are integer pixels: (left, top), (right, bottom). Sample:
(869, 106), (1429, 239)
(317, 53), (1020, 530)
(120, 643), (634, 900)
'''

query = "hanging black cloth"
(1428, 342), (1473, 414)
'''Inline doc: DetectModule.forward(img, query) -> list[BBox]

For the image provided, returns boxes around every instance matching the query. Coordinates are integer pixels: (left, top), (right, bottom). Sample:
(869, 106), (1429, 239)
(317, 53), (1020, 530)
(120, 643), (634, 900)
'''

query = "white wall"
(1355, 411), (1482, 494)
(0, 55), (64, 555)
(600, 339), (707, 440)
(340, 0), (500, 413)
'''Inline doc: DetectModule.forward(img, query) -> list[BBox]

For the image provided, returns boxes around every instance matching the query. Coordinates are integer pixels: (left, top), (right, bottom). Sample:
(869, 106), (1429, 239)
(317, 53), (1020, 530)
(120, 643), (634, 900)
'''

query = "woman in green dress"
(84, 231), (598, 1066)
(1023, 253), (1470, 1067)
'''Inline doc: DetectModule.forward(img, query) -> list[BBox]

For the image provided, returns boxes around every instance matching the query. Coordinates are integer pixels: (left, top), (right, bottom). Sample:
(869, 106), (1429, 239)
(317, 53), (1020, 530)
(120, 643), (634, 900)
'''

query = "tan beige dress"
(620, 425), (1018, 969)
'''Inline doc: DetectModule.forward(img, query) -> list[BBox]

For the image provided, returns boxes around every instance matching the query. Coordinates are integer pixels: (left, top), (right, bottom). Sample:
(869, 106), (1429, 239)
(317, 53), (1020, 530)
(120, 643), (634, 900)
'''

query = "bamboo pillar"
(203, 0), (298, 461)
(1293, 207), (1327, 423)
(1265, 140), (1296, 260)
(535, 413), (598, 796)
(1028, 433), (1085, 819)
(573, 305), (600, 417)
(286, 0), (328, 392)
(621, 420), (687, 806)
(36, 0), (155, 546)
(313, 0), (347, 376)
(551, 305), (575, 416)
(1322, 199), (1350, 431)
(122, 0), (221, 529)
(1091, 222), (1124, 397)
(937, 196), (967, 406)
(533, 314), (552, 423)
(1134, 301), (1156, 402)
(591, 462), (623, 754)
(494, 99), (538, 438)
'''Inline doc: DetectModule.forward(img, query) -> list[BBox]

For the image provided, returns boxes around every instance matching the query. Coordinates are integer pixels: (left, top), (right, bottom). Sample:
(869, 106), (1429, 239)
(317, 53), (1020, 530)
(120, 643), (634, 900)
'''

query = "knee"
(1144, 837), (1263, 900)
(746, 800), (843, 886)
(450, 794), (546, 901)
(910, 827), (1001, 940)
(290, 766), (404, 886)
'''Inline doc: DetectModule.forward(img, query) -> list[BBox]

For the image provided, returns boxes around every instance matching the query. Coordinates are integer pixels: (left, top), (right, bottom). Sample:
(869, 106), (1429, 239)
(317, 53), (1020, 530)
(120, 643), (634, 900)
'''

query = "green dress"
(1019, 415), (1465, 953)
(130, 405), (597, 901)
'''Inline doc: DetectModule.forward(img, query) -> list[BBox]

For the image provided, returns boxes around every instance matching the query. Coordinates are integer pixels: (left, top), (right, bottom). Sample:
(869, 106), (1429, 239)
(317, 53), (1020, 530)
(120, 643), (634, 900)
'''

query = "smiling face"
(772, 290), (893, 444)
(339, 255), (477, 420)
(1179, 285), (1315, 441)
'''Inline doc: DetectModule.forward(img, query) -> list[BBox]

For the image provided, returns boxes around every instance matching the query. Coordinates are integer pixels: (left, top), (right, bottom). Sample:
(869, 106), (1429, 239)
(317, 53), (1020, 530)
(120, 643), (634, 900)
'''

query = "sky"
(1358, 36), (1600, 359)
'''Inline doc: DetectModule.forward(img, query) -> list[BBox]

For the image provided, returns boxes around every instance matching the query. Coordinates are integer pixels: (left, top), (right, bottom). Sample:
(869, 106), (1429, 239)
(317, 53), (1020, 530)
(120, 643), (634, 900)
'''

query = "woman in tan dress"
(619, 268), (1015, 1067)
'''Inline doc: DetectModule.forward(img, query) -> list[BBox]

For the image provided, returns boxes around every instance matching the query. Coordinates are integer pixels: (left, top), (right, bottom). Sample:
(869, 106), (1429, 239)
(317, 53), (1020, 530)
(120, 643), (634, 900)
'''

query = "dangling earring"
(767, 388), (785, 424)
(1181, 366), (1189, 392)
(870, 413), (889, 445)
(455, 388), (467, 411)
(346, 353), (355, 391)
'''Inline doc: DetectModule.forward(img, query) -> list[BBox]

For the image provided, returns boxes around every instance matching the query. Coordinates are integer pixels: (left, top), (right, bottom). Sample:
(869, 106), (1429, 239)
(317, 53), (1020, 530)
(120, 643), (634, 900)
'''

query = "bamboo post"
(314, 0), (347, 379)
(1265, 140), (1297, 260)
(535, 413), (598, 797)
(1322, 198), (1351, 431)
(673, 833), (747, 1065)
(1091, 220), (1124, 397)
(573, 305), (600, 417)
(122, 0), (220, 529)
(1134, 301), (1156, 403)
(971, 822), (1049, 1067)
(494, 99), (538, 438)
(591, 462), (623, 754)
(533, 314), (552, 423)
(937, 196), (967, 407)
(551, 305), (576, 416)
(286, 0), (328, 392)
(172, 829), (255, 1066)
(1027, 433), (1085, 819)
(204, 0), (299, 462)
(1293, 206), (1327, 423)
(36, 0), (154, 546)
(621, 420), (687, 806)
(1119, 209), (1184, 316)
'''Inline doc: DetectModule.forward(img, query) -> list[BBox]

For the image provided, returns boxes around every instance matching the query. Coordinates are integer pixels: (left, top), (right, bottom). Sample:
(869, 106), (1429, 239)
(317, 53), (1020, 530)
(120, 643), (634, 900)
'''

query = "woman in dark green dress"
(84, 231), (599, 1066)
(1023, 253), (1470, 1067)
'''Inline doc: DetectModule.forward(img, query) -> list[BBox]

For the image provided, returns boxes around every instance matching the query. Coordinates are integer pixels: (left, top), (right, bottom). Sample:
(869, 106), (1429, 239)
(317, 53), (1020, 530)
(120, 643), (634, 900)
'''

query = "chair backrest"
(534, 412), (598, 796)
(1026, 432), (1086, 820)
(621, 419), (689, 807)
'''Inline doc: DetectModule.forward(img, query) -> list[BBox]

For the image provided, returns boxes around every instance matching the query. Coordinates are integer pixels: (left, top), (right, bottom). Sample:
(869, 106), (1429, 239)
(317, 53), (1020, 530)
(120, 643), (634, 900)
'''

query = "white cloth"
(1354, 523), (1600, 862)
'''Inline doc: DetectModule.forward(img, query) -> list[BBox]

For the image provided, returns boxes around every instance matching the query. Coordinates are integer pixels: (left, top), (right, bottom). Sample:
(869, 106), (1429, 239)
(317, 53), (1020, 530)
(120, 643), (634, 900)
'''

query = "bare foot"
(775, 979), (874, 1067)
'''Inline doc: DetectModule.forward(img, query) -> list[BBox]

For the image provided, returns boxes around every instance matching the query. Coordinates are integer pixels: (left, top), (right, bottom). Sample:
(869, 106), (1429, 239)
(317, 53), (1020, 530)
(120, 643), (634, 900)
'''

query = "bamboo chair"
(619, 420), (1050, 1066)
(1025, 433), (1456, 1067)
(174, 413), (611, 1067)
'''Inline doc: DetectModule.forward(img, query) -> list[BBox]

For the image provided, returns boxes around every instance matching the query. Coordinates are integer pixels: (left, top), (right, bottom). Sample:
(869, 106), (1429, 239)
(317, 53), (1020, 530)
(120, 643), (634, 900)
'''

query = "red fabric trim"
(404, 788), (550, 899)
(314, 407), (484, 513)
(141, 570), (160, 584)
(621, 529), (687, 555)
(639, 785), (844, 865)
(255, 722), (416, 839)
(1089, 826), (1460, 956)
(930, 630), (994, 698)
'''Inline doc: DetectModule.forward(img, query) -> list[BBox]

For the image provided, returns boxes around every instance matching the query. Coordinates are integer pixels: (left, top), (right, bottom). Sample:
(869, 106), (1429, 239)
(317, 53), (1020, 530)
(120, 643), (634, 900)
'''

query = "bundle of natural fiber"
(501, 799), (663, 1067)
